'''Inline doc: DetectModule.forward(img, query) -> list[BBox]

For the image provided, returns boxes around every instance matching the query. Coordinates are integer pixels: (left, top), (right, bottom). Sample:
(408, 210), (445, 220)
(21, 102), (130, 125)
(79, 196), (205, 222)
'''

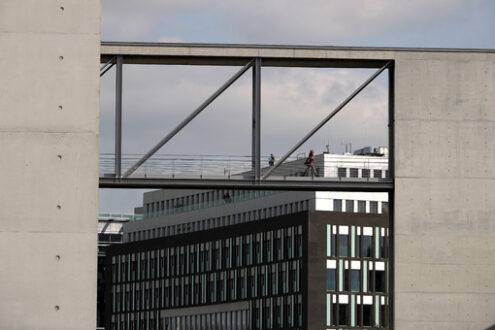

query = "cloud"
(214, 0), (468, 44)
(102, 0), (471, 44)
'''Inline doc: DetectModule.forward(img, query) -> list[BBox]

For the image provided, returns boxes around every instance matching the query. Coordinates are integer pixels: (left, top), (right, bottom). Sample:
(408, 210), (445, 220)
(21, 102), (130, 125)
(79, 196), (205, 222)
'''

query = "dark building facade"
(105, 211), (389, 329)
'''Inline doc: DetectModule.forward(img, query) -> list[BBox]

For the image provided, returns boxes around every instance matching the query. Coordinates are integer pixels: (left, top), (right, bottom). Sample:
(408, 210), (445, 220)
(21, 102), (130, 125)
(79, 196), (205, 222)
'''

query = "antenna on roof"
(340, 139), (352, 154)
(325, 138), (330, 154)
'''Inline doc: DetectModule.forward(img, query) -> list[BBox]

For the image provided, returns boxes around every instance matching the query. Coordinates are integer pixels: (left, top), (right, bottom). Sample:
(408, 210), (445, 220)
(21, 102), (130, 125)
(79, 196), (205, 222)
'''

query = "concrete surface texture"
(394, 51), (495, 329)
(0, 1), (100, 329)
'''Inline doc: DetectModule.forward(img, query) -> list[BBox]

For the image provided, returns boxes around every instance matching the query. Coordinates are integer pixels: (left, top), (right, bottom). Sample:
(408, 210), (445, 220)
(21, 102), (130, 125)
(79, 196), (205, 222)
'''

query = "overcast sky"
(99, 0), (495, 213)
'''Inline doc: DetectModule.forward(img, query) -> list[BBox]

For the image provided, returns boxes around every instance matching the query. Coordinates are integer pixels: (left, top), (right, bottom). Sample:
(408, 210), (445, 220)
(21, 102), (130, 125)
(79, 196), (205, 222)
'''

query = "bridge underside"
(99, 176), (393, 191)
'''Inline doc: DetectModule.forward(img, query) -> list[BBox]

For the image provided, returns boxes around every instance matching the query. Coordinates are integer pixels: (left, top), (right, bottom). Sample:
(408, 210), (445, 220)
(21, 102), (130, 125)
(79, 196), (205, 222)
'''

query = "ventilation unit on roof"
(353, 146), (388, 157)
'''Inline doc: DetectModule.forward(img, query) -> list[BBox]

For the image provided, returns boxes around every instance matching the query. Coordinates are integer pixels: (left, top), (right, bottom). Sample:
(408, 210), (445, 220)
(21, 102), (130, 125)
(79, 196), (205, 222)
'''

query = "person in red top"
(304, 149), (317, 177)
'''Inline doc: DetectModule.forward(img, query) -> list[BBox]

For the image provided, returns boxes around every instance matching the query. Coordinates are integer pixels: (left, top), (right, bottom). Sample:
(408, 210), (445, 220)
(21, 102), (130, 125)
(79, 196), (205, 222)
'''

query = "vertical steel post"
(115, 55), (123, 178)
(387, 62), (395, 329)
(252, 58), (261, 181)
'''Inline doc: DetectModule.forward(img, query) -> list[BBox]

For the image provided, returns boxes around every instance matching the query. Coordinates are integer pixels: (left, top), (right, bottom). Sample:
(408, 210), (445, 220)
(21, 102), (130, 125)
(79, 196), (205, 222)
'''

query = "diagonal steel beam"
(262, 61), (392, 179)
(123, 58), (255, 178)
(100, 63), (115, 77)
(100, 56), (116, 77)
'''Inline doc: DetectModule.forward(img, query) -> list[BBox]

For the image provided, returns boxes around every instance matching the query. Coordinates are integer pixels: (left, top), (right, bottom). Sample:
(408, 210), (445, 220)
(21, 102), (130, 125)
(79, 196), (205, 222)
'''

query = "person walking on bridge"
(268, 153), (275, 167)
(304, 149), (317, 177)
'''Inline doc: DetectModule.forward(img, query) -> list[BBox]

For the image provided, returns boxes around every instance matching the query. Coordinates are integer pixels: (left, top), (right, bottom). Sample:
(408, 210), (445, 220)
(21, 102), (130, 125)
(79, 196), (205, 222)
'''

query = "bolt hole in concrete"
(58, 105), (63, 110)
(55, 255), (61, 261)
(54, 305), (60, 311)
(59, 56), (64, 61)
(60, 6), (64, 11)
(57, 205), (61, 209)
(57, 155), (62, 159)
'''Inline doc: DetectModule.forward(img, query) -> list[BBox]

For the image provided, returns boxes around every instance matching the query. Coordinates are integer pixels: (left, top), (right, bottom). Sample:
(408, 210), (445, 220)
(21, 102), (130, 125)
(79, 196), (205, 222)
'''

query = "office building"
(105, 151), (390, 329)
(106, 210), (389, 329)
(98, 214), (142, 328)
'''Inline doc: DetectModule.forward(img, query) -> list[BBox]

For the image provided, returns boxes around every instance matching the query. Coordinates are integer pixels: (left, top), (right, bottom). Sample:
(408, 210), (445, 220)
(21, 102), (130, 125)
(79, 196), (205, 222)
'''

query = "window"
(351, 270), (360, 292)
(362, 168), (370, 178)
(338, 168), (347, 178)
(355, 231), (361, 258)
(380, 233), (387, 258)
(363, 235), (372, 258)
(373, 169), (382, 179)
(333, 199), (342, 212)
(326, 269), (336, 291)
(363, 304), (372, 326)
(382, 202), (389, 214)
(370, 201), (378, 213)
(345, 200), (354, 213)
(358, 200), (366, 213)
(349, 168), (358, 178)
(338, 234), (348, 257)
(338, 303), (348, 325)
(376, 270), (386, 292)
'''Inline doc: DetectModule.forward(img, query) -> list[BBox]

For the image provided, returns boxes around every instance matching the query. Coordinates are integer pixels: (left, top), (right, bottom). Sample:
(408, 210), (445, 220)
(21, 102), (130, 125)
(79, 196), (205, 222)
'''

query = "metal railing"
(100, 153), (389, 180)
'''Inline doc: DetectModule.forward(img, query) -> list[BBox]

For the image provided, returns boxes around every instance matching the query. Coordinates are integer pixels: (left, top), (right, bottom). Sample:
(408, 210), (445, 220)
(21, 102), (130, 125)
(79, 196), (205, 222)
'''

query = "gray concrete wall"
(0, 1), (100, 329)
(394, 52), (495, 329)
(106, 43), (495, 328)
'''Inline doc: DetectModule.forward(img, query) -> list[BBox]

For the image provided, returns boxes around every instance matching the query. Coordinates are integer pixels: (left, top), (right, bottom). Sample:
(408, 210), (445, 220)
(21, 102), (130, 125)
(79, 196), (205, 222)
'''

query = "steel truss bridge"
(99, 42), (394, 192)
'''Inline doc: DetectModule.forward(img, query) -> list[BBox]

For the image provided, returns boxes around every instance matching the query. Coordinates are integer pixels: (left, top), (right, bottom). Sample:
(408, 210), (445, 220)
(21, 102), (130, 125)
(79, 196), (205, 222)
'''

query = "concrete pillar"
(394, 52), (495, 329)
(0, 1), (100, 329)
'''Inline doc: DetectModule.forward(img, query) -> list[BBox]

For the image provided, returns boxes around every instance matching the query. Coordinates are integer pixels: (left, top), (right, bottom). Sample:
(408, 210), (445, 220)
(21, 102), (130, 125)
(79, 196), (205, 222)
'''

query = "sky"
(99, 0), (495, 213)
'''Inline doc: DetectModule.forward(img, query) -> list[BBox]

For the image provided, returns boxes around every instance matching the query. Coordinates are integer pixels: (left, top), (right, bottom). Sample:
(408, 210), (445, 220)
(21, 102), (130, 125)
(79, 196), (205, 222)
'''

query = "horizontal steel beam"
(100, 55), (389, 69)
(100, 42), (493, 67)
(99, 177), (393, 192)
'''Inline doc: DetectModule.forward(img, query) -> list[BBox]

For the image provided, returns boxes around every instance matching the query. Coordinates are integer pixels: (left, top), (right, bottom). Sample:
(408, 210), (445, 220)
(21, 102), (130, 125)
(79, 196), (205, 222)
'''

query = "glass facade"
(108, 225), (304, 330)
(107, 211), (390, 330)
(326, 225), (389, 329)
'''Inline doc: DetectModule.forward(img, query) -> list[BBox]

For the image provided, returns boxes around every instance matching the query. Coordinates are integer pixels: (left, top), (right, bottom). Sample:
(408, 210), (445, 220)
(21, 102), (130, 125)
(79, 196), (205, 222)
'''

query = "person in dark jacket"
(268, 154), (275, 166)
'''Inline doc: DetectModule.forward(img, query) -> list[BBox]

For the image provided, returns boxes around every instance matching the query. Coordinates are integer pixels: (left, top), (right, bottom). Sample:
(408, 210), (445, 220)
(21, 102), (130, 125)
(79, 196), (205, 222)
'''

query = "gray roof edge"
(101, 41), (495, 54)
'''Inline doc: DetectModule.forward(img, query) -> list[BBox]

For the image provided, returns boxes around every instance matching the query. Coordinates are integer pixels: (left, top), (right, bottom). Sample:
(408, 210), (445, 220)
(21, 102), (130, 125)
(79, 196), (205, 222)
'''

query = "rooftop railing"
(144, 190), (281, 219)
(98, 213), (144, 221)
